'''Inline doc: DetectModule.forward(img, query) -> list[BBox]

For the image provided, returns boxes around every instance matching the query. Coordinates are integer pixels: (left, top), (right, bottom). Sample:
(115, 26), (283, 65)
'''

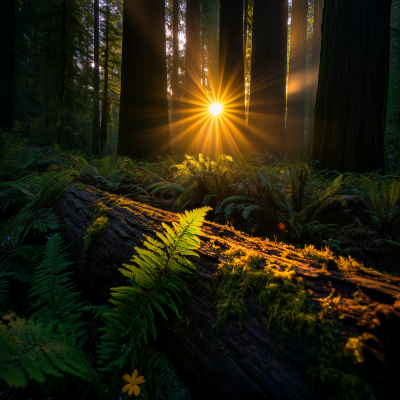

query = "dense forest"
(1, 0), (400, 399)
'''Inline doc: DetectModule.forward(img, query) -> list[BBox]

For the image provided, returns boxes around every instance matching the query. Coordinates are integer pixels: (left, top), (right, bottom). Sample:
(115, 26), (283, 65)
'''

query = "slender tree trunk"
(244, 0), (249, 85)
(182, 0), (202, 154)
(58, 0), (68, 146)
(99, 5), (110, 157)
(311, 0), (391, 173)
(0, 0), (15, 129)
(247, 0), (288, 156)
(307, 0), (324, 152)
(117, 0), (171, 159)
(171, 0), (181, 154)
(219, 0), (248, 156)
(92, 0), (100, 156)
(286, 0), (308, 156)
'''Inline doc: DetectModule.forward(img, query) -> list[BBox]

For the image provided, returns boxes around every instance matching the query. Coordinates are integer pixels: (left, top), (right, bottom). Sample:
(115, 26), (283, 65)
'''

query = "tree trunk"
(171, 0), (181, 154)
(99, 5), (109, 158)
(307, 0), (324, 152)
(247, 0), (287, 156)
(54, 185), (400, 400)
(243, 0), (249, 85)
(182, 0), (202, 155)
(204, 0), (219, 102)
(117, 0), (171, 159)
(219, 0), (249, 156)
(0, 0), (15, 129)
(92, 0), (100, 156)
(310, 0), (391, 173)
(286, 0), (308, 156)
(57, 0), (68, 147)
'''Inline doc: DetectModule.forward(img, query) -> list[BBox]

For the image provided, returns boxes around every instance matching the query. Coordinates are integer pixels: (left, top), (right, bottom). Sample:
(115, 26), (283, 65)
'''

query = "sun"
(210, 103), (222, 116)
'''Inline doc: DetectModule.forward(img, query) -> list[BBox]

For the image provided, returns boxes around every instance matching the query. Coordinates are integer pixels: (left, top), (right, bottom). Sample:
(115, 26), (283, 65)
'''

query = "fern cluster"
(0, 317), (99, 390)
(98, 207), (210, 396)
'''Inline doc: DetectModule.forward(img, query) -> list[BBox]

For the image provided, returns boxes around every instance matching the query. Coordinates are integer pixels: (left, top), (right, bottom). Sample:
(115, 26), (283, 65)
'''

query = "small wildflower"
(278, 222), (286, 231)
(122, 369), (145, 396)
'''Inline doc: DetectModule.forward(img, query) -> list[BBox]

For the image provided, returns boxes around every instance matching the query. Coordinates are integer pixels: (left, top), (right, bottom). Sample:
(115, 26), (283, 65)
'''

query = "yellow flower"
(122, 369), (146, 396)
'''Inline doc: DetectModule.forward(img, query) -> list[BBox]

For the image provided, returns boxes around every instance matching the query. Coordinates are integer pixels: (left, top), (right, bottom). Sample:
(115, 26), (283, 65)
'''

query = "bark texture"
(54, 185), (400, 400)
(181, 0), (203, 154)
(92, 0), (100, 155)
(286, 0), (309, 156)
(117, 0), (171, 159)
(219, 0), (249, 155)
(310, 0), (391, 173)
(171, 0), (182, 154)
(0, 0), (15, 129)
(99, 4), (109, 157)
(248, 0), (287, 155)
(307, 0), (324, 151)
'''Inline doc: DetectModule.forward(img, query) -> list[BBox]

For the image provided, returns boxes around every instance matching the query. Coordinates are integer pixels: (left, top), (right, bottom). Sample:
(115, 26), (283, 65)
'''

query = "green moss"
(83, 199), (112, 253)
(212, 245), (376, 400)
(212, 246), (315, 335)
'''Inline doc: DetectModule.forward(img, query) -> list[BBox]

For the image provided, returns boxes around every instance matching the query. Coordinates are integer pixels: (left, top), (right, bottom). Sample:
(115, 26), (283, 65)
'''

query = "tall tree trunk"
(204, 0), (219, 102)
(307, 0), (324, 152)
(243, 0), (249, 85)
(171, 0), (181, 154)
(311, 0), (391, 173)
(219, 0), (248, 156)
(0, 0), (15, 129)
(182, 0), (202, 155)
(117, 0), (171, 159)
(247, 0), (288, 156)
(92, 0), (100, 156)
(58, 0), (68, 147)
(99, 5), (109, 157)
(286, 0), (308, 156)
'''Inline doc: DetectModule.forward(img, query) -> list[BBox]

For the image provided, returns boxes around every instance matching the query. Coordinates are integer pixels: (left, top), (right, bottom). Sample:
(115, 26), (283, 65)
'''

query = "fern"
(0, 317), (100, 390)
(28, 234), (85, 338)
(98, 206), (211, 392)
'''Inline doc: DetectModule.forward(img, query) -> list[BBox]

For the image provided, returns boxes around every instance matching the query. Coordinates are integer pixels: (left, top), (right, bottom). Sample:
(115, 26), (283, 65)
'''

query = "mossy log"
(54, 185), (400, 400)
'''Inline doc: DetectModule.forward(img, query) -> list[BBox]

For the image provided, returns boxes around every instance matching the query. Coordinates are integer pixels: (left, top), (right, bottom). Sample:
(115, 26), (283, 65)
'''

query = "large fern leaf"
(98, 206), (211, 390)
(28, 235), (85, 338)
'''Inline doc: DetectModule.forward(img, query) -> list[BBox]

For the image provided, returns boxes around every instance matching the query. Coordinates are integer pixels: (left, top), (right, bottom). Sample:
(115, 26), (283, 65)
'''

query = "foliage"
(28, 235), (85, 338)
(0, 317), (99, 390)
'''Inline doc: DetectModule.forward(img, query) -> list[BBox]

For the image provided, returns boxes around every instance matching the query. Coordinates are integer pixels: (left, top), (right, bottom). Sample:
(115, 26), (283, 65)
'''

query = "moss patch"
(211, 245), (377, 400)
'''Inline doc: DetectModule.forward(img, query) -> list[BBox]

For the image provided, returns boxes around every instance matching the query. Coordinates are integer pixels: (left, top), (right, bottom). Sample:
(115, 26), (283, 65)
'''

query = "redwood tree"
(0, 0), (15, 129)
(117, 0), (171, 159)
(311, 0), (391, 173)
(170, 0), (181, 153)
(286, 0), (308, 156)
(248, 0), (288, 155)
(307, 0), (324, 151)
(92, 0), (100, 155)
(219, 0), (248, 155)
(182, 0), (202, 154)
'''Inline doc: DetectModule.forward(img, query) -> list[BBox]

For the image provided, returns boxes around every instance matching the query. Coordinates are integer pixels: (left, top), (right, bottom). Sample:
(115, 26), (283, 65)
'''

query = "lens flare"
(210, 103), (222, 116)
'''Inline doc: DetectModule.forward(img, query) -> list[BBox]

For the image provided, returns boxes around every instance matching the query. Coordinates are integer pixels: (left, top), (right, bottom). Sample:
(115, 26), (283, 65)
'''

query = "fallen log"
(54, 184), (400, 400)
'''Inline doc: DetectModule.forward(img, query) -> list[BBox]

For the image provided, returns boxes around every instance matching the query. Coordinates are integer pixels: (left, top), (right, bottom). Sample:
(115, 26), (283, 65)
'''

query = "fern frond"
(0, 318), (100, 390)
(28, 235), (85, 338)
(98, 207), (210, 391)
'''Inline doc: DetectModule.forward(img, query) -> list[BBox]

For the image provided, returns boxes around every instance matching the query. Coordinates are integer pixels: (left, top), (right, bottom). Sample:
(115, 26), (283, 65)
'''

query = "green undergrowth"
(211, 245), (377, 400)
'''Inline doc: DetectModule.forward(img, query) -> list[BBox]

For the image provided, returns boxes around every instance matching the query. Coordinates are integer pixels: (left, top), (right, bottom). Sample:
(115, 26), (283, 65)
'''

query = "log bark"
(54, 185), (400, 400)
